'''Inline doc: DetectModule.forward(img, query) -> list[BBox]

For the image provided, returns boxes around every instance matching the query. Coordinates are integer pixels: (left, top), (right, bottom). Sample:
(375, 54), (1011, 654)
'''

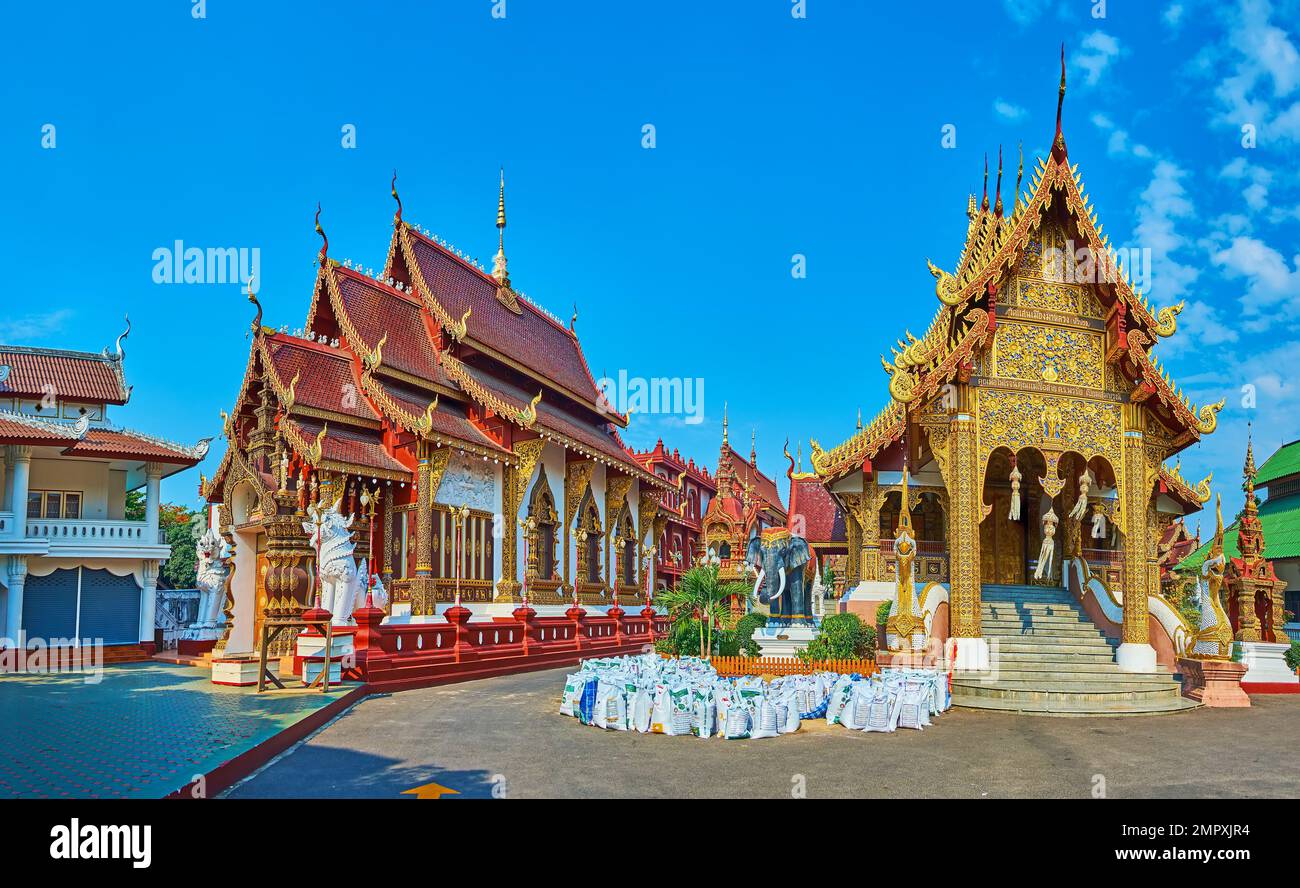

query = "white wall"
(28, 459), (113, 519)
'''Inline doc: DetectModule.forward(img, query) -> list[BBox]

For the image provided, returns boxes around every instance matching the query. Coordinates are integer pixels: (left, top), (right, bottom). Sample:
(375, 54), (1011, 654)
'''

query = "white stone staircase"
(950, 584), (1198, 716)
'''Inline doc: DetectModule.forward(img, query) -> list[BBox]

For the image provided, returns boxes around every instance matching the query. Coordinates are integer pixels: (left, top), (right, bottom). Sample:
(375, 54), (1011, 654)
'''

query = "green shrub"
(875, 599), (893, 624)
(1286, 641), (1300, 673)
(662, 617), (702, 657)
(734, 613), (768, 658)
(798, 612), (875, 663)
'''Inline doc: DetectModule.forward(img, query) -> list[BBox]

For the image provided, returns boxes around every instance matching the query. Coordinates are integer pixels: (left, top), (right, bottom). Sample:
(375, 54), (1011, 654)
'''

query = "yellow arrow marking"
(402, 781), (460, 799)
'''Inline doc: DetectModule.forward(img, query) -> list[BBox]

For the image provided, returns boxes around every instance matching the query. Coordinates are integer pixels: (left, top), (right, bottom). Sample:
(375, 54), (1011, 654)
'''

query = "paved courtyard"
(230, 666), (1300, 799)
(0, 662), (354, 798)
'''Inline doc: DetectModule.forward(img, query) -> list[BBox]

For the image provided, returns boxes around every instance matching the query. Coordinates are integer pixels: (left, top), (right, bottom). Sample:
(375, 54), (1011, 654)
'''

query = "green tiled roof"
(1177, 492), (1300, 573)
(1256, 439), (1300, 487)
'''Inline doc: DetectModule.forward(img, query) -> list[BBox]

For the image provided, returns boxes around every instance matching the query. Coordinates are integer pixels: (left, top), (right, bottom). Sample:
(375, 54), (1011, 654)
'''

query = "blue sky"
(3, 0), (1298, 530)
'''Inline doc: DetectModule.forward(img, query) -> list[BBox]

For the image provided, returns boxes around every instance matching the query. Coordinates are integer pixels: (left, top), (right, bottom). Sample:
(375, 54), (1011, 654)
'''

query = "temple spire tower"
(492, 167), (517, 309)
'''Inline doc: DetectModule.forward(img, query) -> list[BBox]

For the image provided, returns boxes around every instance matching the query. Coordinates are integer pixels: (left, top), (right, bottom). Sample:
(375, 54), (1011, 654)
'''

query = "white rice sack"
(862, 683), (896, 733)
(631, 688), (654, 733)
(593, 682), (627, 731)
(825, 677), (854, 726)
(560, 673), (586, 717)
(783, 696), (801, 734)
(723, 703), (753, 740)
(649, 684), (672, 734)
(663, 686), (693, 736)
(751, 697), (780, 739)
(693, 687), (716, 739)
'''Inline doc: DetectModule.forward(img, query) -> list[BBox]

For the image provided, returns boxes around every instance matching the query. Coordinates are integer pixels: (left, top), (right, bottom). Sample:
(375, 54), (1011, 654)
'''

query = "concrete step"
(950, 694), (1200, 717)
(996, 651), (1118, 663)
(993, 640), (1116, 655)
(955, 679), (1178, 694)
(982, 666), (1170, 680)
(982, 625), (1108, 639)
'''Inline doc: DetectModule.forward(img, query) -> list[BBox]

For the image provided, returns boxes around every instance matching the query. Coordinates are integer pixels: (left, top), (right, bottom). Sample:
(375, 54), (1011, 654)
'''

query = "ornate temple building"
(0, 330), (207, 657)
(201, 175), (672, 656)
(1182, 433), (1295, 645)
(810, 57), (1220, 674)
(628, 439), (715, 590)
(700, 411), (786, 582)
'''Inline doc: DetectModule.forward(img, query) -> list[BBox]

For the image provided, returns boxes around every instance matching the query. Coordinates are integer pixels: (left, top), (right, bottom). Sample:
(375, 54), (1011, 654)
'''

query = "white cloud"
(1001, 0), (1053, 26)
(1211, 234), (1300, 328)
(0, 310), (72, 342)
(1089, 106), (1152, 159)
(1210, 0), (1300, 142)
(1072, 31), (1121, 87)
(1218, 156), (1274, 210)
(1134, 160), (1200, 301)
(993, 98), (1027, 122)
(1163, 3), (1185, 29)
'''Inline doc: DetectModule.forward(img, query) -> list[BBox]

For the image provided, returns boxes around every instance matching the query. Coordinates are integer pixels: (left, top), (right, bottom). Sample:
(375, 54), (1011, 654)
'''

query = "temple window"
(525, 469), (559, 582)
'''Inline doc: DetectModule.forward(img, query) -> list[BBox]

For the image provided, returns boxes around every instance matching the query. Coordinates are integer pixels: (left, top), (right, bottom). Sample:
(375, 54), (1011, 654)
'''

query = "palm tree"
(660, 566), (753, 659)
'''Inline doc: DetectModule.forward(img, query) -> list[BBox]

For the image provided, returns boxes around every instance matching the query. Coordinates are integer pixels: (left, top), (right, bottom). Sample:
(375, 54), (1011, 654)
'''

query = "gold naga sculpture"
(886, 465), (925, 649)
(1188, 494), (1233, 660)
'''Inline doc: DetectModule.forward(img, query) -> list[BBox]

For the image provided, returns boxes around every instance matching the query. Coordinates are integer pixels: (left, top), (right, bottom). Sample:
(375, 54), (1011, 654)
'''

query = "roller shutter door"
(21, 569), (78, 642)
(79, 568), (141, 645)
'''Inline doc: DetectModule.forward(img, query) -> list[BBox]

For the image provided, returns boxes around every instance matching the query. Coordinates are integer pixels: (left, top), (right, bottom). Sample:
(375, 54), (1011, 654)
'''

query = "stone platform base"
(752, 625), (817, 658)
(1177, 657), (1250, 707)
(1234, 641), (1299, 688)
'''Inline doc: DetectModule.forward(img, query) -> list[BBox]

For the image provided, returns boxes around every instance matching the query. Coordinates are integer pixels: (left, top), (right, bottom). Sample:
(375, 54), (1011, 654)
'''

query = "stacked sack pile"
(559, 655), (950, 739)
(823, 669), (950, 732)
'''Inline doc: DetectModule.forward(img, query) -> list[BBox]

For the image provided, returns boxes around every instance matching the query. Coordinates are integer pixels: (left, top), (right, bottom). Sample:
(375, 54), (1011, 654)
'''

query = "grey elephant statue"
(745, 526), (814, 627)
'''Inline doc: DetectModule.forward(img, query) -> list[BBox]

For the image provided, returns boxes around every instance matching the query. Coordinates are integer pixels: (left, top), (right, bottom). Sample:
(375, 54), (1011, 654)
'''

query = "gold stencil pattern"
(994, 322), (1103, 389)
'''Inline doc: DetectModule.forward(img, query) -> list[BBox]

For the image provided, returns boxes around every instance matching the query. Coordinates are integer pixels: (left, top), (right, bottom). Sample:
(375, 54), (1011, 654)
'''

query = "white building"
(0, 334), (208, 657)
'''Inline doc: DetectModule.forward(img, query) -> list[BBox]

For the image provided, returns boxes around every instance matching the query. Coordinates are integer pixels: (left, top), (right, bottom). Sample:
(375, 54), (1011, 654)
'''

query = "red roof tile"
(0, 412), (75, 443)
(263, 335), (379, 423)
(286, 418), (408, 478)
(403, 230), (606, 410)
(454, 361), (646, 473)
(788, 476), (845, 543)
(377, 378), (509, 455)
(333, 268), (455, 388)
(728, 448), (786, 516)
(0, 347), (129, 404)
(62, 428), (204, 464)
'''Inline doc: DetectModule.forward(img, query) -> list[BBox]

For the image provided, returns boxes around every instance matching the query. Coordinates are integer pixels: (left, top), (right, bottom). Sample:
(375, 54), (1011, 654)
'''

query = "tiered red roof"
(401, 227), (614, 416)
(727, 446), (786, 519)
(788, 474), (846, 544)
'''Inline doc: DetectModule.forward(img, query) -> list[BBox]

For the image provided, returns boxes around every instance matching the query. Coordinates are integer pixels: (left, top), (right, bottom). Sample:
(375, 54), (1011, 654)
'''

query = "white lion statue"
(193, 525), (232, 632)
(303, 499), (388, 625)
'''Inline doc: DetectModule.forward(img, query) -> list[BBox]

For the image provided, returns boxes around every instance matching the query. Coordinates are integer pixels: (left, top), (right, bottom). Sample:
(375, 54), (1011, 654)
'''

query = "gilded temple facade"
(812, 64), (1219, 672)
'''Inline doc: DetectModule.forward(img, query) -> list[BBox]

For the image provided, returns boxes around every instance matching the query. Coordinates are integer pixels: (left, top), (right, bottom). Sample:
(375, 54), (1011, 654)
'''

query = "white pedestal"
(1115, 642), (1157, 673)
(952, 637), (989, 672)
(297, 631), (355, 686)
(183, 624), (223, 642)
(752, 625), (817, 658)
(1235, 641), (1299, 685)
(211, 656), (266, 687)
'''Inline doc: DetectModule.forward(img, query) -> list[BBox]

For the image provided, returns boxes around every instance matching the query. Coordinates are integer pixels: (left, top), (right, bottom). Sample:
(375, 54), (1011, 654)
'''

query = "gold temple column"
(947, 394), (981, 638)
(501, 439), (547, 602)
(844, 514), (862, 586)
(863, 482), (880, 582)
(414, 442), (434, 579)
(946, 385), (987, 668)
(1116, 405), (1156, 672)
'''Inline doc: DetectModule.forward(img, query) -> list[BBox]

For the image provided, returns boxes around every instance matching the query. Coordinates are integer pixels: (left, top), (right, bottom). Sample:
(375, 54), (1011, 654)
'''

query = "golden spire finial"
(1211, 493), (1224, 559)
(750, 429), (756, 466)
(856, 408), (863, 431)
(491, 167), (512, 294)
(722, 402), (729, 446)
